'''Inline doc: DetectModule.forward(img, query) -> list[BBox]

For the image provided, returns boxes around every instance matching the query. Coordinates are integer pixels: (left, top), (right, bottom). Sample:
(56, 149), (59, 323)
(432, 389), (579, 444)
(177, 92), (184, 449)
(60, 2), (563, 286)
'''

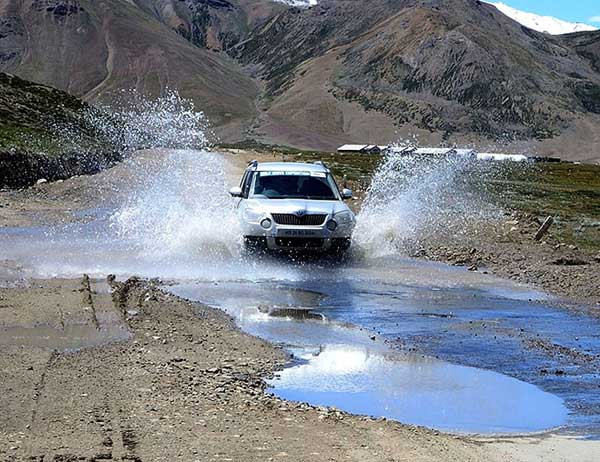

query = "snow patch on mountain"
(273, 1), (596, 35)
(487, 2), (597, 35)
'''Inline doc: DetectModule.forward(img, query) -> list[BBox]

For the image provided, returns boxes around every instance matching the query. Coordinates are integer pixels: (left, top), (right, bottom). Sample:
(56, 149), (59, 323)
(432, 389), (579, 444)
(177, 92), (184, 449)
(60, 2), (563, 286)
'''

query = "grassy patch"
(0, 73), (116, 156)
(488, 163), (600, 249)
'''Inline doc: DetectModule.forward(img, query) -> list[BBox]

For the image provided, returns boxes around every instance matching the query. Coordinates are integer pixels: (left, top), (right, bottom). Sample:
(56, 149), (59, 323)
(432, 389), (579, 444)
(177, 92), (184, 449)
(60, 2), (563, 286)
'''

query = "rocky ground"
(0, 276), (492, 462)
(1, 275), (598, 462)
(411, 212), (600, 314)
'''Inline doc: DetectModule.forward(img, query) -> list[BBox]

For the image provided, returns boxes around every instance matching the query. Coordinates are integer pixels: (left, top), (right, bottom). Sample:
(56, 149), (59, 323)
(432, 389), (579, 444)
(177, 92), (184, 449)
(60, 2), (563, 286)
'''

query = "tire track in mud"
(82, 274), (100, 329)
(26, 278), (144, 462)
(90, 277), (143, 461)
(90, 402), (116, 460)
(29, 350), (60, 427)
(22, 277), (126, 461)
(88, 401), (143, 462)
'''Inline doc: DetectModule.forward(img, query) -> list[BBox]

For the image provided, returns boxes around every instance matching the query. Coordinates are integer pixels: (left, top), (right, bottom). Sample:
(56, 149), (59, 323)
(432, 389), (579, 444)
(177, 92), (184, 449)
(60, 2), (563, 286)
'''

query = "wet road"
(169, 256), (598, 435)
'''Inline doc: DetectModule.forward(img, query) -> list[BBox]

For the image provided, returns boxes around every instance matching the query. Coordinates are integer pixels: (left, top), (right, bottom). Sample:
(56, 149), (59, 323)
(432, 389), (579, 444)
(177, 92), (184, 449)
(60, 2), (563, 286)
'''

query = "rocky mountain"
(133, 0), (285, 51)
(0, 0), (272, 139)
(1, 0), (600, 162)
(234, 0), (600, 162)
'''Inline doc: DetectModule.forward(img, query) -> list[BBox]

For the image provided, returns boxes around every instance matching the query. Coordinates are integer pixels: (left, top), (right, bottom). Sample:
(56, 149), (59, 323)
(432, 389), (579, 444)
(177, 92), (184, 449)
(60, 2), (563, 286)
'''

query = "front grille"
(275, 238), (325, 248)
(272, 214), (326, 226)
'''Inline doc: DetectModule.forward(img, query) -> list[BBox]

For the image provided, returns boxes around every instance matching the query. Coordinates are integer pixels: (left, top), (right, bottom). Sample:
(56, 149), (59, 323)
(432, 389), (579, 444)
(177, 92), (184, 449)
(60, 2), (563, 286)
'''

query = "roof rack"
(314, 160), (329, 169)
(247, 159), (258, 167)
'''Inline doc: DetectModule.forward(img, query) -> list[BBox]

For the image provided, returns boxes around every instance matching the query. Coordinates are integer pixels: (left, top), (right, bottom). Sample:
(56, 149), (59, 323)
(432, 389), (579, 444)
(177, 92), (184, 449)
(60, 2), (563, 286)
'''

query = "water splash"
(354, 151), (503, 257)
(84, 92), (241, 263)
(110, 150), (241, 263)
(84, 89), (212, 153)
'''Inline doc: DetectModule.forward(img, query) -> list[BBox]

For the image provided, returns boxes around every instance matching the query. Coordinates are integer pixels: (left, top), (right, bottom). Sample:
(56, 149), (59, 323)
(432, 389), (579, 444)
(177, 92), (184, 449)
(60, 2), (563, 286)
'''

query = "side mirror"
(229, 186), (243, 198)
(341, 188), (353, 199)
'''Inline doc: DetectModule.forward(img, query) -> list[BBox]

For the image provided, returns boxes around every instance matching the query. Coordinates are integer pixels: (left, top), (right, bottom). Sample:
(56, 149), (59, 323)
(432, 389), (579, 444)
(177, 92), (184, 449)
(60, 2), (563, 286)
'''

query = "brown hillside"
(1, 0), (600, 161)
(235, 0), (600, 162)
(0, 0), (261, 138)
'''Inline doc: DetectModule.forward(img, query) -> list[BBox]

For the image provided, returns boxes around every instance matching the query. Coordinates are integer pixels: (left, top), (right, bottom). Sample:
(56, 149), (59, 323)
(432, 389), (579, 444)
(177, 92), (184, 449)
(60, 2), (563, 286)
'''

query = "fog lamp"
(260, 218), (272, 229)
(326, 219), (338, 231)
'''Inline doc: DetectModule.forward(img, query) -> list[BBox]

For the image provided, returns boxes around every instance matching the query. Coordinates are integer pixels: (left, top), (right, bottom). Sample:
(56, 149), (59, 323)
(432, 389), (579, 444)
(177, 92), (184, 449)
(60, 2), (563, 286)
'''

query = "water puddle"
(0, 322), (131, 351)
(268, 345), (567, 435)
(1, 148), (598, 436)
(170, 280), (569, 435)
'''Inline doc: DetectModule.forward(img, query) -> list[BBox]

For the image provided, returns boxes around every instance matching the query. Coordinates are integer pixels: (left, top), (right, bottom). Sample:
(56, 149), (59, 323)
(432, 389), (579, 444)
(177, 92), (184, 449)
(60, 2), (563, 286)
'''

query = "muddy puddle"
(268, 346), (567, 435)
(170, 277), (571, 435)
(0, 322), (131, 351)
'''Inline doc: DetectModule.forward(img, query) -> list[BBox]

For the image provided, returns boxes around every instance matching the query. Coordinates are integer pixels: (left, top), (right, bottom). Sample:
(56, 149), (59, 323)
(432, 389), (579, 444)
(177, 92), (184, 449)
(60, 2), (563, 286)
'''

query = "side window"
(242, 172), (254, 198)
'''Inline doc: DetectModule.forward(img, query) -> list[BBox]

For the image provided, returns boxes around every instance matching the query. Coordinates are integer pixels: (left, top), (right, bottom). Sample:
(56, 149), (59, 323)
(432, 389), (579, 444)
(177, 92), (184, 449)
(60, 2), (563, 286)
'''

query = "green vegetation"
(0, 72), (122, 188)
(488, 162), (600, 249)
(0, 73), (112, 156)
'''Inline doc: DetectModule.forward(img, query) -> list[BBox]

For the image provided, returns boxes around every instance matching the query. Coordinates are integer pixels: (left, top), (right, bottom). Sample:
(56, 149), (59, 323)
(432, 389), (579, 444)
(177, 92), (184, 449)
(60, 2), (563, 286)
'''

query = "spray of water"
(110, 150), (241, 263)
(354, 151), (503, 257)
(26, 91), (243, 276)
(84, 89), (212, 153)
(85, 90), (242, 262)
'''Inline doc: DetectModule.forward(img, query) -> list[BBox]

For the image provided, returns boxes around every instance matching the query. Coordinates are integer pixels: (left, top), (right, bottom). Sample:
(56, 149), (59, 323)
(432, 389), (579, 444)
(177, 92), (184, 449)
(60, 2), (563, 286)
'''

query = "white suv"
(229, 161), (356, 253)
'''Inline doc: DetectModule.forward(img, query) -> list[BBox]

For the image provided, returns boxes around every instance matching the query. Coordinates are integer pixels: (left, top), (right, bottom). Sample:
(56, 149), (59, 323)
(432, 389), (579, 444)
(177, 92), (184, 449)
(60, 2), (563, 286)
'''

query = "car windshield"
(252, 171), (339, 200)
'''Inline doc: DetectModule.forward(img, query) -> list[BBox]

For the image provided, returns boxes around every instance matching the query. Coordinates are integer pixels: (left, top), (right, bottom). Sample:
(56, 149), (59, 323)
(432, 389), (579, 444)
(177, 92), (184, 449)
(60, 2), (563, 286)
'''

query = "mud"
(1, 276), (491, 461)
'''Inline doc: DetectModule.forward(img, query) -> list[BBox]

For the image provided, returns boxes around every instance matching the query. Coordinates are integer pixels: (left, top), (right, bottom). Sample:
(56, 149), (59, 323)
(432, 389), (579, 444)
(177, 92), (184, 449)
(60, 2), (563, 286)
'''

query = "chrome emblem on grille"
(295, 210), (305, 216)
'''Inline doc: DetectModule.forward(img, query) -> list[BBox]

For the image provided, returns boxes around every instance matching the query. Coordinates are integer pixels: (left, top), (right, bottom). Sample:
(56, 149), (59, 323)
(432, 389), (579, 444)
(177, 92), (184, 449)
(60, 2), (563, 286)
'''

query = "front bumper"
(242, 220), (354, 252)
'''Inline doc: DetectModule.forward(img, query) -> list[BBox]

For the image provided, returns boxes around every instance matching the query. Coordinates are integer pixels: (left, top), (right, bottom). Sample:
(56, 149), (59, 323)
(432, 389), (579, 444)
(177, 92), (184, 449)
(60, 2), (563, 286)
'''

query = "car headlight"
(243, 208), (265, 223)
(333, 210), (354, 225)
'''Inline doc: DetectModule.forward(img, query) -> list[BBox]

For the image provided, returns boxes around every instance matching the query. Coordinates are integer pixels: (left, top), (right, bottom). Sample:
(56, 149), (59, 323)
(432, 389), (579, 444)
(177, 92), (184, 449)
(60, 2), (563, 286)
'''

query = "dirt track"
(1, 150), (600, 461)
(1, 276), (487, 462)
(2, 276), (599, 462)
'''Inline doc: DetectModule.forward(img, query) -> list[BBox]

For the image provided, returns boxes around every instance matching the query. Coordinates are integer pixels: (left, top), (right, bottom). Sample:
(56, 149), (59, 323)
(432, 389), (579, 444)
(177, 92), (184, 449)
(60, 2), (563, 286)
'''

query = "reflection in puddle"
(171, 281), (569, 435)
(258, 305), (325, 321)
(268, 345), (568, 435)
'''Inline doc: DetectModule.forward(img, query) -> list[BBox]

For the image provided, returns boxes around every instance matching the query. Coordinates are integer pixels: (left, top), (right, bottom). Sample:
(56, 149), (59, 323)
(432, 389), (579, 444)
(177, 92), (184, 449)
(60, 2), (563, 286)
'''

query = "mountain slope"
(131, 0), (285, 50)
(0, 72), (121, 188)
(0, 72), (103, 151)
(234, 0), (600, 161)
(0, 0), (261, 137)
(1, 0), (600, 161)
